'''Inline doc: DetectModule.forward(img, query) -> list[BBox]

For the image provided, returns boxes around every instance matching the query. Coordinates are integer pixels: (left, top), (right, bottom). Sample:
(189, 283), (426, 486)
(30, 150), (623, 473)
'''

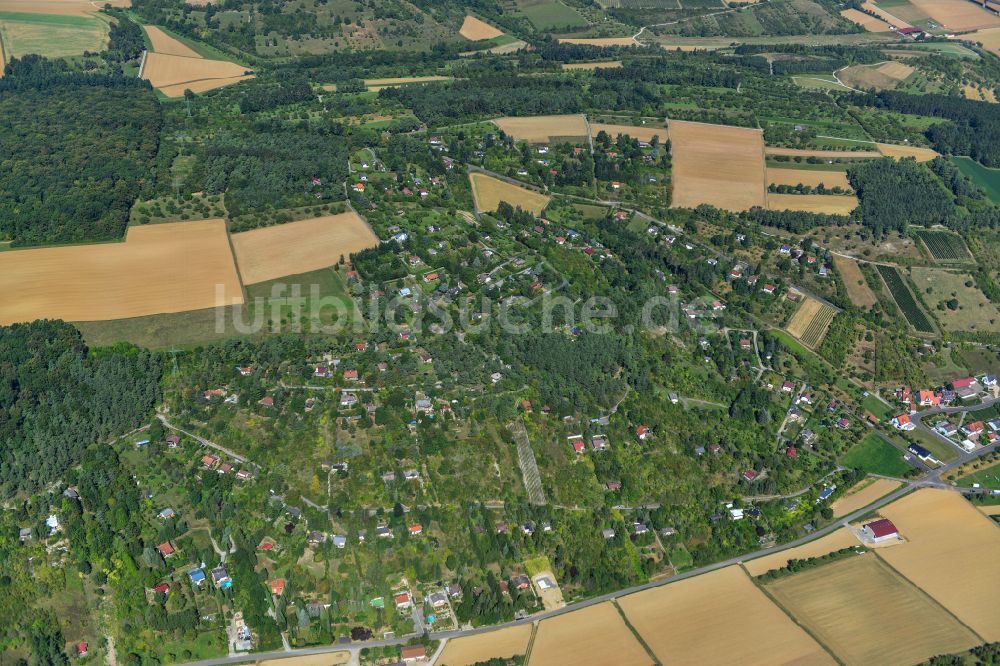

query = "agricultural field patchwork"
(469, 172), (552, 215)
(0, 219), (244, 325)
(915, 229), (973, 262)
(669, 120), (766, 211)
(493, 114), (590, 143)
(528, 602), (651, 666)
(141, 24), (253, 96)
(230, 212), (378, 285)
(785, 295), (838, 348)
(840, 7), (893, 31)
(830, 478), (904, 518)
(910, 267), (1000, 333)
(765, 554), (980, 666)
(618, 566), (834, 665)
(906, 0), (1000, 31)
(0, 9), (108, 61)
(876, 264), (935, 333)
(744, 528), (861, 576)
(876, 488), (1000, 641)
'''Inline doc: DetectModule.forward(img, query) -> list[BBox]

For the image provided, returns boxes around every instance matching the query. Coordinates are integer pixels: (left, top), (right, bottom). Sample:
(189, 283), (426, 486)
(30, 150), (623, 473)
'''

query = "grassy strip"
(755, 546), (867, 581)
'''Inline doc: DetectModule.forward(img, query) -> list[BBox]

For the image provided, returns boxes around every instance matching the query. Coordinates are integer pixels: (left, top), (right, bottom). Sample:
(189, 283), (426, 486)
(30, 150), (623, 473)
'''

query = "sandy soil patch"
(619, 566), (833, 665)
(437, 625), (532, 666)
(591, 122), (667, 143)
(493, 114), (590, 143)
(142, 52), (252, 96)
(908, 0), (1000, 30)
(766, 146), (879, 159)
(861, 1), (913, 28)
(670, 120), (765, 211)
(876, 142), (939, 161)
(144, 25), (202, 58)
(0, 219), (243, 324)
(562, 60), (622, 70)
(0, 0), (127, 15)
(877, 488), (1000, 641)
(459, 15), (503, 40)
(258, 653), (350, 666)
(532, 571), (565, 611)
(840, 8), (893, 31)
(470, 173), (551, 215)
(558, 37), (636, 46)
(766, 554), (979, 665)
(767, 168), (850, 189)
(529, 602), (652, 666)
(768, 193), (859, 215)
(832, 254), (878, 309)
(831, 478), (903, 518)
(745, 527), (860, 576)
(231, 213), (378, 285)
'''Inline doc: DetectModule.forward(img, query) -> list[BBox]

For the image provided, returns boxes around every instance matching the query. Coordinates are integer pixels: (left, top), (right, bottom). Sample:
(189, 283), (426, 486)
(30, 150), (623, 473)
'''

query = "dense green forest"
(848, 158), (954, 237)
(0, 321), (161, 496)
(0, 64), (162, 245)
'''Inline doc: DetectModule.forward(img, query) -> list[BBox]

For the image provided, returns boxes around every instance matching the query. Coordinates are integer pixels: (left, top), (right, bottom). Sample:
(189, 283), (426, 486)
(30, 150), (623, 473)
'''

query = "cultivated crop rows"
(877, 264), (935, 332)
(916, 229), (973, 262)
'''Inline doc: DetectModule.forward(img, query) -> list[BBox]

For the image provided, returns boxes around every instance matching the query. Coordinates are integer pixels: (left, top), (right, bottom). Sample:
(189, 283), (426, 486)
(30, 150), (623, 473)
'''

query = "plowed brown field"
(0, 219), (243, 324)
(231, 213), (379, 285)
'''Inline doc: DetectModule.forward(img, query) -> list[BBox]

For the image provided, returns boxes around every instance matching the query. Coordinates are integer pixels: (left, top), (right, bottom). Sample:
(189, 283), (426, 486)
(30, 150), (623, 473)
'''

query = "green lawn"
(862, 395), (895, 421)
(524, 555), (553, 576)
(909, 429), (959, 463)
(839, 433), (911, 476)
(957, 460), (1000, 490)
(951, 156), (1000, 204)
(669, 545), (693, 571)
(519, 1), (588, 30)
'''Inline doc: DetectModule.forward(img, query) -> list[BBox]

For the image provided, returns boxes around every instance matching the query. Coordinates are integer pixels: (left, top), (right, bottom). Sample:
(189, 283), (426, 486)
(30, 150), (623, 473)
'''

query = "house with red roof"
(152, 583), (170, 595)
(157, 541), (175, 558)
(401, 645), (426, 663)
(742, 470), (758, 482)
(636, 425), (650, 440)
(409, 524), (423, 535)
(76, 643), (89, 657)
(394, 591), (412, 609)
(270, 579), (286, 595)
(344, 369), (359, 381)
(892, 414), (915, 431)
(863, 518), (898, 543)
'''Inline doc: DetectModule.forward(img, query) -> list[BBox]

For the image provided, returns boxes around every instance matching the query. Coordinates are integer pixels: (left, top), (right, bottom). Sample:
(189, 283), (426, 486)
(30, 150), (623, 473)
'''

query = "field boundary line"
(871, 549), (987, 644)
(750, 568), (846, 666)
(521, 621), (539, 664)
(223, 223), (249, 304)
(612, 599), (662, 665)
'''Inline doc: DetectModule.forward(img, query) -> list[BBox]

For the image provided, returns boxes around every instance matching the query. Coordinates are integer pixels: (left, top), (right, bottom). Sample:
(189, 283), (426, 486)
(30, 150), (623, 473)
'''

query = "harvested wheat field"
(839, 61), (915, 90)
(877, 488), (1000, 641)
(0, 11), (109, 60)
(562, 60), (622, 70)
(0, 219), (243, 325)
(876, 142), (939, 161)
(786, 295), (838, 348)
(969, 27), (1000, 58)
(619, 566), (833, 665)
(767, 168), (850, 189)
(768, 193), (858, 215)
(459, 15), (503, 40)
(766, 554), (979, 665)
(861, 1), (912, 28)
(558, 37), (636, 46)
(142, 52), (252, 96)
(528, 602), (651, 666)
(840, 8), (893, 31)
(978, 504), (1000, 516)
(231, 213), (378, 285)
(766, 146), (879, 159)
(591, 122), (667, 143)
(669, 120), (765, 211)
(144, 25), (202, 58)
(493, 114), (590, 143)
(258, 653), (350, 666)
(744, 527), (860, 576)
(908, 0), (1000, 30)
(437, 625), (532, 666)
(831, 478), (903, 518)
(832, 255), (878, 309)
(470, 173), (551, 215)
(0, 0), (127, 15)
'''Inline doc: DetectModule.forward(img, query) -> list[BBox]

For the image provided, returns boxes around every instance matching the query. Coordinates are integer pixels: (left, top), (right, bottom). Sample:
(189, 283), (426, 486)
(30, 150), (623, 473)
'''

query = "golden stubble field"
(877, 142), (939, 161)
(258, 653), (350, 666)
(766, 146), (879, 159)
(230, 212), (379, 285)
(0, 219), (244, 324)
(591, 122), (667, 143)
(766, 554), (980, 665)
(744, 527), (860, 576)
(141, 25), (253, 96)
(861, 1), (913, 28)
(840, 7), (893, 31)
(619, 566), (834, 665)
(831, 478), (904, 519)
(876, 488), (1000, 641)
(469, 173), (552, 216)
(768, 193), (859, 215)
(528, 602), (652, 666)
(437, 624), (532, 666)
(908, 0), (1000, 30)
(669, 120), (766, 211)
(832, 254), (878, 309)
(459, 15), (503, 40)
(144, 25), (201, 57)
(0, 0), (128, 14)
(493, 114), (590, 143)
(767, 168), (850, 189)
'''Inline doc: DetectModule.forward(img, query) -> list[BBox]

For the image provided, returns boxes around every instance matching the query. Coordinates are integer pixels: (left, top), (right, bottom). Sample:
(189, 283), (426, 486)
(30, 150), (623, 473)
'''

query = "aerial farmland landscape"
(5, 0), (1000, 665)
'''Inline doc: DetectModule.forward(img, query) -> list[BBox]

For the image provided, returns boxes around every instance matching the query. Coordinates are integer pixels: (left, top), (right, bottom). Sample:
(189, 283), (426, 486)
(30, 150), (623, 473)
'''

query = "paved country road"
(176, 399), (1000, 666)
